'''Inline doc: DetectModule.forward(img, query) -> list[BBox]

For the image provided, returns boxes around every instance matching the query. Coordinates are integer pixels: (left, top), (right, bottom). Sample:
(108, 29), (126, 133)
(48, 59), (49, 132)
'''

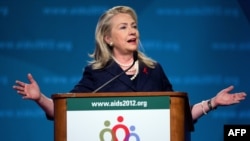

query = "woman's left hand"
(212, 85), (247, 107)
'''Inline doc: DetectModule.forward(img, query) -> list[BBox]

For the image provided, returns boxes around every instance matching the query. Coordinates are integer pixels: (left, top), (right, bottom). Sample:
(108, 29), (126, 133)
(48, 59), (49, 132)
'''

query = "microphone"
(92, 51), (138, 93)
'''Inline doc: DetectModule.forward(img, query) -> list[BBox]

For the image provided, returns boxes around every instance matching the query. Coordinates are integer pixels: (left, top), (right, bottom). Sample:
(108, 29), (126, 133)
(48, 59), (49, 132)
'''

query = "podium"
(52, 92), (194, 141)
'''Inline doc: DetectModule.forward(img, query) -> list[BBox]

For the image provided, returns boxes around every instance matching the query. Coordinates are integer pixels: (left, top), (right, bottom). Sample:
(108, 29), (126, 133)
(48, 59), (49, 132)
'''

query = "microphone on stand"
(92, 51), (138, 93)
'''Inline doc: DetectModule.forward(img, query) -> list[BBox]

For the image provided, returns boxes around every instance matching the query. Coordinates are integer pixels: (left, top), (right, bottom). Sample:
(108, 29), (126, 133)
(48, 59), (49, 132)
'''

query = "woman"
(13, 6), (246, 121)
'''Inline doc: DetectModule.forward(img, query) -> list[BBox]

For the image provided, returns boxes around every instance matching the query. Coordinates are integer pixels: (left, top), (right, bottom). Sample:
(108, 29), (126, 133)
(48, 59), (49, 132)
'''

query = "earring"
(109, 42), (113, 46)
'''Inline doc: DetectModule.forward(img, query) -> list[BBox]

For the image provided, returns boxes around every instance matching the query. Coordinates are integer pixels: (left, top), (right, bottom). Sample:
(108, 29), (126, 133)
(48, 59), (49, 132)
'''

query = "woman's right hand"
(13, 73), (41, 101)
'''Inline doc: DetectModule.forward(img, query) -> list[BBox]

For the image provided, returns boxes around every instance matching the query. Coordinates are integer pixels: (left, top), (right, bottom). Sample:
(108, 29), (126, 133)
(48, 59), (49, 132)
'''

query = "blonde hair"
(89, 6), (156, 69)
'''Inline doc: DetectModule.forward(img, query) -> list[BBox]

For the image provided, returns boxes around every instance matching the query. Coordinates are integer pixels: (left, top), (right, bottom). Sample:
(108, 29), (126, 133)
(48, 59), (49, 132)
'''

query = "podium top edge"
(51, 91), (187, 99)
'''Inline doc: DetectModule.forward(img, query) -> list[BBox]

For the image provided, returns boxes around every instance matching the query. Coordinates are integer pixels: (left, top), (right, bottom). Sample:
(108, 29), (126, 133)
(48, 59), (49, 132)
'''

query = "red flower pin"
(143, 67), (148, 74)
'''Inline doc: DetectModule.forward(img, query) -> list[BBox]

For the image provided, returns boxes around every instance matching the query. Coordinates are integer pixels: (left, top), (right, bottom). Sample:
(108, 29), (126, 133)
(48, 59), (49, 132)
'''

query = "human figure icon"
(127, 125), (140, 141)
(100, 120), (115, 141)
(112, 116), (130, 141)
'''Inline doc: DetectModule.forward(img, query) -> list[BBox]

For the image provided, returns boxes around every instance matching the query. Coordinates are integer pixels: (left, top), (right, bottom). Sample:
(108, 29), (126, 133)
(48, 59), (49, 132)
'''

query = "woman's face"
(105, 13), (139, 56)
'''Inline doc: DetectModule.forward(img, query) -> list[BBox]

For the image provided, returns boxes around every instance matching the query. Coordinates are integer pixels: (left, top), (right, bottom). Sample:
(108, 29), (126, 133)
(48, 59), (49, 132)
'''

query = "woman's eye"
(120, 26), (126, 29)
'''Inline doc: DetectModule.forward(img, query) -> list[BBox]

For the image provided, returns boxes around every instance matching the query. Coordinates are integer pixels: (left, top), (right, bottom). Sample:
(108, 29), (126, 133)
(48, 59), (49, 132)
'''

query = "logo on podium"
(100, 115), (140, 141)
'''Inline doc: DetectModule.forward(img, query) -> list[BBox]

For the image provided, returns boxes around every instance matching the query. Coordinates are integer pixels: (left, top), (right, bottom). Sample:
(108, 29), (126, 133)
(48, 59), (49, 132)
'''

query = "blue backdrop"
(1, 0), (249, 141)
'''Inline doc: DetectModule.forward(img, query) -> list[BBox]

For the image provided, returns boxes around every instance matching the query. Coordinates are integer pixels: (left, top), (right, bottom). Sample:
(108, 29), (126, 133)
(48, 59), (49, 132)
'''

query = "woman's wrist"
(209, 97), (217, 110)
(35, 93), (44, 103)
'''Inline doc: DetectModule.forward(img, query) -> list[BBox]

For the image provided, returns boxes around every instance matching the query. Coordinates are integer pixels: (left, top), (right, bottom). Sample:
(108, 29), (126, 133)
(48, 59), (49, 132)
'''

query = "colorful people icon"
(99, 116), (140, 141)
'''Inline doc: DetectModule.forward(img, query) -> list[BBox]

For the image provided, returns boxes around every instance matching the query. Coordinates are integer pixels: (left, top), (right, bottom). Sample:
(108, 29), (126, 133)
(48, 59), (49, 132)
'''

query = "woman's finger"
(15, 80), (26, 87)
(27, 73), (35, 83)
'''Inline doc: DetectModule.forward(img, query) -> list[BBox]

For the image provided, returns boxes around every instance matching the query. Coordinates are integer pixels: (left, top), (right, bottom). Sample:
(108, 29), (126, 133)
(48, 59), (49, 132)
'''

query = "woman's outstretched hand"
(13, 73), (41, 101)
(13, 73), (54, 118)
(212, 85), (247, 107)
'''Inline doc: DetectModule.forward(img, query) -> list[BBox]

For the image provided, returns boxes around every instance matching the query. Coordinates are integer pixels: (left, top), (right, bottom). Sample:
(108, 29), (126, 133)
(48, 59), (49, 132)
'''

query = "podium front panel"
(66, 96), (170, 141)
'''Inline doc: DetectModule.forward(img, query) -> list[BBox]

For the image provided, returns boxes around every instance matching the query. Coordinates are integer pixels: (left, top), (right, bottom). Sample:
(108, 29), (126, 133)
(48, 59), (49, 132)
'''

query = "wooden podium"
(52, 92), (194, 141)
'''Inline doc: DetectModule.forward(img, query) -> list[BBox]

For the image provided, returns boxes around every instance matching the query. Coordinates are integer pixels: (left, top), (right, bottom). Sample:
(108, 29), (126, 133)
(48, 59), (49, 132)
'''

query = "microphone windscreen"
(133, 51), (138, 61)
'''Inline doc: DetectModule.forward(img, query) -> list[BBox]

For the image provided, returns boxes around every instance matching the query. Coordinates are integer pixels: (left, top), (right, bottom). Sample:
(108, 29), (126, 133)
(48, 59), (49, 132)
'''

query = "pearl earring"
(109, 42), (113, 46)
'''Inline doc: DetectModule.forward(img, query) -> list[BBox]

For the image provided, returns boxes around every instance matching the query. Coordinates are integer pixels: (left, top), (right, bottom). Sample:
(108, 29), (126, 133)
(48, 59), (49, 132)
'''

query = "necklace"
(112, 56), (139, 80)
(112, 56), (134, 67)
(130, 60), (139, 80)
